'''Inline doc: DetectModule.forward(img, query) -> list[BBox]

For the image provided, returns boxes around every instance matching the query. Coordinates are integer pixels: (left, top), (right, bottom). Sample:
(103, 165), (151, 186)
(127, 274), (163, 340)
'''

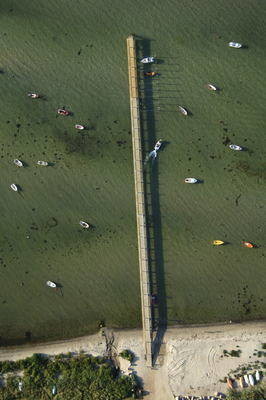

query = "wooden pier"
(126, 35), (153, 367)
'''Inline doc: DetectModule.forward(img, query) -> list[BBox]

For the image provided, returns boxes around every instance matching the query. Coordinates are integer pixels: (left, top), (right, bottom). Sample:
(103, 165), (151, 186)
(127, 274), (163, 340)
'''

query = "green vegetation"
(227, 384), (266, 400)
(223, 349), (242, 357)
(119, 350), (135, 363)
(0, 0), (265, 343)
(0, 353), (137, 399)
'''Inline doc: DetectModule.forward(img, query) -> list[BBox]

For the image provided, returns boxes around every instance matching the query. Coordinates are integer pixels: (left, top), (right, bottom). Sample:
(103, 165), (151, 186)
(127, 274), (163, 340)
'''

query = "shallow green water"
(0, 0), (265, 343)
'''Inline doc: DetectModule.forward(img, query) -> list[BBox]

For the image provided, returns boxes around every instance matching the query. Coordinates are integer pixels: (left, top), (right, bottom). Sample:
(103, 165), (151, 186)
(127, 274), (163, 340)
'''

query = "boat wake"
(144, 150), (157, 166)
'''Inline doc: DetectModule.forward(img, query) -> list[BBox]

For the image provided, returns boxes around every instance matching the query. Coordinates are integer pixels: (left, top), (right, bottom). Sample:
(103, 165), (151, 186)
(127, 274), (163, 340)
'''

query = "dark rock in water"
(222, 136), (230, 145)
(25, 331), (32, 341)
(45, 217), (58, 230)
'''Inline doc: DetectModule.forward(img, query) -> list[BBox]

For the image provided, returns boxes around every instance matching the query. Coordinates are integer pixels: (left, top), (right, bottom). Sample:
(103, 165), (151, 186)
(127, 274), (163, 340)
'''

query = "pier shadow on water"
(137, 37), (167, 366)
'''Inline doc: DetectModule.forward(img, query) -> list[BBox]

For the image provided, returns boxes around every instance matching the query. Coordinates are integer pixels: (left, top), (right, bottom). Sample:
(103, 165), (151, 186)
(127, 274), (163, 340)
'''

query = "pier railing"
(126, 35), (153, 367)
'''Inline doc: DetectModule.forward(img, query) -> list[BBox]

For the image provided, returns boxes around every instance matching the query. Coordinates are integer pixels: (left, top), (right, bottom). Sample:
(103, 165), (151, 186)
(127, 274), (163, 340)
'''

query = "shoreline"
(0, 318), (265, 351)
(0, 321), (265, 399)
(0, 319), (266, 354)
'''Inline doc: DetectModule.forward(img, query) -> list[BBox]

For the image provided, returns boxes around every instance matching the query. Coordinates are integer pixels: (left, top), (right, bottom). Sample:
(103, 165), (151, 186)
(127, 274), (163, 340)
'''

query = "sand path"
(0, 322), (265, 399)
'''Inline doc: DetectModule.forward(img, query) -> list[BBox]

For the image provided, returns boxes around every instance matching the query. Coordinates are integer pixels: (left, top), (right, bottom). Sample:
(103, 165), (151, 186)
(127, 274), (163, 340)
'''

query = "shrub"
(0, 352), (135, 399)
(227, 383), (266, 400)
(119, 350), (134, 363)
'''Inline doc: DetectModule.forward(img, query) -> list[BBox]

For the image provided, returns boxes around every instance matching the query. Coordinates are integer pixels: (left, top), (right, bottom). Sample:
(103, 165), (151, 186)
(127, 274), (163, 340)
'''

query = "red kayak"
(242, 241), (254, 248)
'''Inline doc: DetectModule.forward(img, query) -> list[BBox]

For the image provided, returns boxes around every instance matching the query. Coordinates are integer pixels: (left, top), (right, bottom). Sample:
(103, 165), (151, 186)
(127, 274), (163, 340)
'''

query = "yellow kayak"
(212, 240), (224, 246)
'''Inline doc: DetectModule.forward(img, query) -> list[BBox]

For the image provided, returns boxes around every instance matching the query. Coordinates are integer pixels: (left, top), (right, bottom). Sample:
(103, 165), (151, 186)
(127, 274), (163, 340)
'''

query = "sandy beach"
(0, 321), (265, 399)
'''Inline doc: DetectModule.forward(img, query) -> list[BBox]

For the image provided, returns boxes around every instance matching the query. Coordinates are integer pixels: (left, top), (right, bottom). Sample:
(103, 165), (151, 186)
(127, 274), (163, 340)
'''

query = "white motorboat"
(154, 139), (162, 152)
(75, 124), (85, 130)
(255, 370), (260, 382)
(229, 144), (242, 151)
(37, 161), (48, 166)
(46, 280), (57, 288)
(10, 183), (18, 191)
(178, 106), (188, 116)
(28, 93), (40, 98)
(244, 375), (249, 386)
(207, 84), (217, 91)
(185, 178), (197, 184)
(79, 220), (90, 229)
(248, 374), (255, 386)
(14, 159), (23, 167)
(228, 42), (242, 48)
(140, 57), (155, 64)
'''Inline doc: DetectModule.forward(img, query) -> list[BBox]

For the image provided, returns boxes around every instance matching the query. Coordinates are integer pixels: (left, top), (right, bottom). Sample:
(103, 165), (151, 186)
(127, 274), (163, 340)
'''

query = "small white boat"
(46, 280), (57, 288)
(244, 374), (249, 386)
(229, 144), (242, 151)
(140, 57), (155, 64)
(248, 374), (255, 386)
(207, 84), (217, 91)
(52, 385), (57, 395)
(37, 161), (48, 166)
(184, 178), (198, 184)
(178, 106), (188, 116)
(154, 139), (162, 152)
(255, 370), (260, 382)
(228, 42), (242, 48)
(10, 183), (18, 191)
(28, 93), (40, 98)
(14, 159), (23, 167)
(79, 220), (90, 229)
(75, 124), (85, 130)
(18, 381), (23, 391)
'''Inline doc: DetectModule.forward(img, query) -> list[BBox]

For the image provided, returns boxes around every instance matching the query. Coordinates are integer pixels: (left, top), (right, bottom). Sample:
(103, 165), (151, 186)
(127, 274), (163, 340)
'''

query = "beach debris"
(255, 370), (260, 382)
(14, 159), (23, 167)
(244, 374), (250, 386)
(242, 241), (254, 248)
(57, 108), (70, 116)
(184, 178), (197, 184)
(79, 221), (90, 229)
(248, 374), (255, 386)
(212, 240), (224, 246)
(140, 57), (155, 64)
(228, 42), (242, 48)
(227, 378), (234, 389)
(238, 376), (244, 388)
(37, 161), (48, 166)
(10, 183), (18, 191)
(75, 124), (85, 130)
(229, 144), (242, 151)
(178, 106), (188, 116)
(46, 281), (57, 288)
(28, 92), (40, 98)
